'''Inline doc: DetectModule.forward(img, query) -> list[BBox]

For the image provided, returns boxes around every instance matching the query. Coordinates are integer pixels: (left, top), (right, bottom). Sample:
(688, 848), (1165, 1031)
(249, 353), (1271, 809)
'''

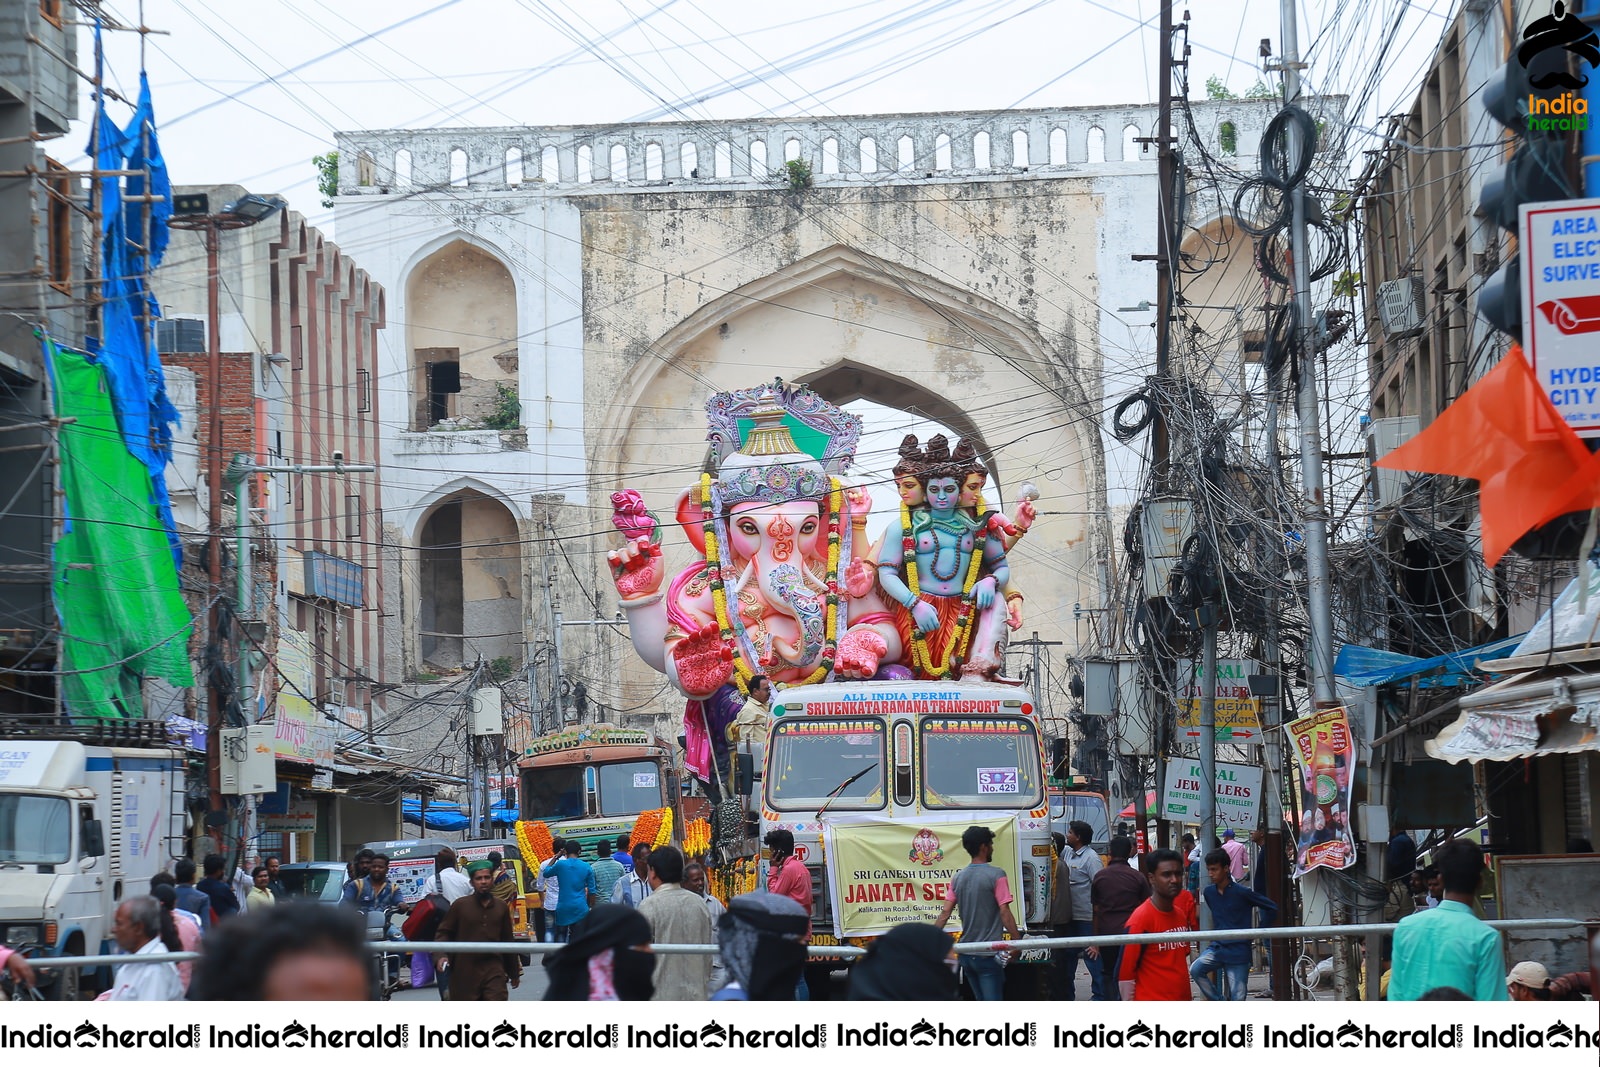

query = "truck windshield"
(1057, 794), (1111, 844)
(0, 794), (71, 864)
(766, 718), (885, 811)
(596, 761), (663, 816)
(521, 766), (585, 821)
(920, 717), (1043, 809)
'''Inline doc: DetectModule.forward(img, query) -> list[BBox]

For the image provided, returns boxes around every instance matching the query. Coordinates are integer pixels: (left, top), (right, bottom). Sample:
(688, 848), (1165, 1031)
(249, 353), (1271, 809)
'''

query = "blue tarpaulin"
(1333, 634), (1525, 689)
(400, 798), (518, 832)
(86, 57), (181, 556)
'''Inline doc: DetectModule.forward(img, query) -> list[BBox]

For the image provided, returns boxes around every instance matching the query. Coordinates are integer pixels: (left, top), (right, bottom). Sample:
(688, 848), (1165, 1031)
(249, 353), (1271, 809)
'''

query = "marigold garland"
(708, 856), (760, 906)
(900, 500), (985, 679)
(683, 817), (712, 858)
(702, 473), (843, 690)
(629, 807), (673, 850)
(515, 819), (554, 866)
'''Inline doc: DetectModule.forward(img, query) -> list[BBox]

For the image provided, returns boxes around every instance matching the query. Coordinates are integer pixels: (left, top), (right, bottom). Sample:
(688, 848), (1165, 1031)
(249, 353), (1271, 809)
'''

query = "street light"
(168, 190), (286, 847)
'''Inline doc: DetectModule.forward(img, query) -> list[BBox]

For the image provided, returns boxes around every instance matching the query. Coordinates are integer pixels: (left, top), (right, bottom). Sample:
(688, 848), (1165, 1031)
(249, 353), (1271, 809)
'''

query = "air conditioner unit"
(1367, 415), (1420, 508)
(1375, 277), (1425, 338)
(220, 725), (277, 795)
(470, 688), (503, 736)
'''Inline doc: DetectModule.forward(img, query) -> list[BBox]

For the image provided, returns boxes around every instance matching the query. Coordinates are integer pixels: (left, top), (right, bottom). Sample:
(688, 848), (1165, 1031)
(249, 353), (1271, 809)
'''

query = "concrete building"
(152, 188), (392, 852)
(0, 0), (82, 714)
(332, 101), (1286, 747)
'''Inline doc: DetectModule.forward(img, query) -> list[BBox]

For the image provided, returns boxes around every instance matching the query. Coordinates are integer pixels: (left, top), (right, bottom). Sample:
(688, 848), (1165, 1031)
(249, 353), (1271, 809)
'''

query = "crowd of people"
(0, 828), (1591, 1003)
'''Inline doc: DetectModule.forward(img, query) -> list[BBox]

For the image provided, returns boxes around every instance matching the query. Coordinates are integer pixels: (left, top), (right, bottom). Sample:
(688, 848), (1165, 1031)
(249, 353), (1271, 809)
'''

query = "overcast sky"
(72, 0), (1459, 234)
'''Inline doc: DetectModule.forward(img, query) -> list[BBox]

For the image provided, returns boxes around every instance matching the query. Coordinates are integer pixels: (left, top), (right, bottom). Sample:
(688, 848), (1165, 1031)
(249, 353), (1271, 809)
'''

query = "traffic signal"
(1476, 60), (1573, 342)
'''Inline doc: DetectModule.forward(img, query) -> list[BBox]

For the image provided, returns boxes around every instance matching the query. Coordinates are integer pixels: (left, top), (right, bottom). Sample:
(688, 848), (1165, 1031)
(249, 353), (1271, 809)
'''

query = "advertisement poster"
(1284, 706), (1357, 874)
(823, 814), (1020, 938)
(1159, 757), (1263, 831)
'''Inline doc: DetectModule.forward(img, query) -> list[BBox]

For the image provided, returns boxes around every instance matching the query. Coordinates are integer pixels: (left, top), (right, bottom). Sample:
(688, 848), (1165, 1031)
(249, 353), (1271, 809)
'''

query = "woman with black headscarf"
(847, 922), (959, 1000)
(543, 904), (655, 1000)
(710, 891), (810, 1000)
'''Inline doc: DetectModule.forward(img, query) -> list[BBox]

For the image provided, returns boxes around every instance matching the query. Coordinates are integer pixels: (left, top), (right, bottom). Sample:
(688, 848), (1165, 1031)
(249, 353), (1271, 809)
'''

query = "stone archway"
(589, 244), (1108, 715)
(406, 238), (519, 431)
(414, 488), (522, 669)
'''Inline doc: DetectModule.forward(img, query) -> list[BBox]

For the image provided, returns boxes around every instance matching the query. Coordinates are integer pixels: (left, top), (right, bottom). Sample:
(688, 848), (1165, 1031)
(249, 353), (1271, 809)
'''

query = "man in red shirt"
(1117, 847), (1196, 1001)
(764, 828), (814, 999)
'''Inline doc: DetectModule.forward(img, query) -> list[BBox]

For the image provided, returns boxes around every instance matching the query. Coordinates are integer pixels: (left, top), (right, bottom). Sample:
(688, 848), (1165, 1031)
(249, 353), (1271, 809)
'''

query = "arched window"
(714, 140), (732, 178)
(1124, 124), (1142, 159)
(784, 137), (801, 162)
(541, 145), (560, 183)
(681, 141), (699, 177)
(1219, 121), (1238, 155)
(859, 137), (878, 174)
(973, 131), (990, 168)
(577, 145), (594, 182)
(749, 139), (768, 177)
(504, 146), (523, 186)
(609, 144), (628, 181)
(1086, 126), (1106, 163)
(394, 148), (412, 188)
(449, 147), (468, 188)
(897, 134), (915, 171)
(821, 137), (839, 175)
(1049, 127), (1067, 165)
(356, 149), (376, 186)
(1011, 129), (1028, 167)
(934, 132), (951, 170)
(645, 142), (663, 180)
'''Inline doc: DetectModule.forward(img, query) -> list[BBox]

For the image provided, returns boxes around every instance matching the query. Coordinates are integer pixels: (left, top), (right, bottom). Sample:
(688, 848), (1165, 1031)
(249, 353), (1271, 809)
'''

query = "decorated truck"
(513, 726), (682, 865)
(601, 380), (1050, 959)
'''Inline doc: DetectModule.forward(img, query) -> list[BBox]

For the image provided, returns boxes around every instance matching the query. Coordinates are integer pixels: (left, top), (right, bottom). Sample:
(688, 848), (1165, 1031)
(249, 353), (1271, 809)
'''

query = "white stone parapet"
(335, 100), (1295, 195)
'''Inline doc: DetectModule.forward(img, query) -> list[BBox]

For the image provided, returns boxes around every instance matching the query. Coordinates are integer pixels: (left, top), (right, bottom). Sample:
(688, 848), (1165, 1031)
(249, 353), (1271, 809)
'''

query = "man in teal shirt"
(546, 839), (597, 942)
(1388, 838), (1507, 1001)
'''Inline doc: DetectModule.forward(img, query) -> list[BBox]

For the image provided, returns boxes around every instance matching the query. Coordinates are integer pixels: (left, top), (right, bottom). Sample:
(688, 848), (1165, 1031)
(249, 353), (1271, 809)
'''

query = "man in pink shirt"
(1221, 829), (1249, 883)
(764, 828), (813, 999)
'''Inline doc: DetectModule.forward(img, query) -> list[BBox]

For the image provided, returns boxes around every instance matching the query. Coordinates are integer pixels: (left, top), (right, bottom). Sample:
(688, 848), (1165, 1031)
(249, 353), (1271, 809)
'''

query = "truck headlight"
(4, 924), (40, 947)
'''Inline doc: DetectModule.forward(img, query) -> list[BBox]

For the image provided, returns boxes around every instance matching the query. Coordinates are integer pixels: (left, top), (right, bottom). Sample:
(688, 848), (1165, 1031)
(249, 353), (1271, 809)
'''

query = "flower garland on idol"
(900, 493), (984, 680)
(700, 472), (844, 692)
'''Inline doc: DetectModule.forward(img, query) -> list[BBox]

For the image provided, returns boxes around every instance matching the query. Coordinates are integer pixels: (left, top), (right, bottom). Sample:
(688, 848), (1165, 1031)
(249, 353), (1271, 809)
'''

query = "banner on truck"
(823, 814), (1020, 938)
(1284, 706), (1357, 875)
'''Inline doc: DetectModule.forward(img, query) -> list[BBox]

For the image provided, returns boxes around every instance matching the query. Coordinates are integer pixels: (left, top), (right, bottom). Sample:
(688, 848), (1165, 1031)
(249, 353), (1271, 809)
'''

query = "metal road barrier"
(25, 917), (1589, 970)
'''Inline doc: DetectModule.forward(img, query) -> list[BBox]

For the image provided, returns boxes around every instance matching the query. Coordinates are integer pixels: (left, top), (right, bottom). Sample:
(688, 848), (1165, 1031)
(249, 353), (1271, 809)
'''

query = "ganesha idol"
(607, 381), (1036, 788)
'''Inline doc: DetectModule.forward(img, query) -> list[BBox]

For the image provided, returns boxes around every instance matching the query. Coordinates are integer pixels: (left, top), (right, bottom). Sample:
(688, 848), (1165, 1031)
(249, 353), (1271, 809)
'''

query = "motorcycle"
(365, 906), (405, 1001)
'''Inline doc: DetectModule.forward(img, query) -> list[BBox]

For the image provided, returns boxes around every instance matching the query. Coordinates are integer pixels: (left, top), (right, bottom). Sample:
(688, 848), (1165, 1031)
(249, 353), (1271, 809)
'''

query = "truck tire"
(51, 938), (83, 1002)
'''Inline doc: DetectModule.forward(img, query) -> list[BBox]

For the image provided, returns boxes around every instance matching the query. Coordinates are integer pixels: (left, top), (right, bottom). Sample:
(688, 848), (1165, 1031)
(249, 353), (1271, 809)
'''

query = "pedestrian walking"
(1220, 829), (1250, 883)
(173, 858), (212, 932)
(847, 922), (958, 1001)
(543, 904), (655, 1001)
(1388, 838), (1507, 1001)
(102, 897), (182, 1001)
(637, 845), (712, 1001)
(150, 883), (200, 993)
(1191, 847), (1276, 1000)
(435, 860), (523, 1001)
(1182, 833), (1200, 894)
(547, 838), (598, 941)
(1048, 831), (1075, 998)
(196, 853), (240, 924)
(264, 855), (287, 900)
(612, 842), (654, 906)
(591, 839), (627, 906)
(414, 847), (471, 995)
(933, 825), (1020, 1002)
(710, 891), (811, 1001)
(1091, 834), (1150, 1000)
(683, 859), (727, 994)
(762, 828), (813, 999)
(192, 903), (373, 1000)
(245, 866), (277, 911)
(1055, 820), (1105, 999)
(427, 847), (473, 902)
(1117, 848), (1197, 1001)
(615, 833), (636, 872)
(539, 839), (564, 940)
(487, 850), (519, 905)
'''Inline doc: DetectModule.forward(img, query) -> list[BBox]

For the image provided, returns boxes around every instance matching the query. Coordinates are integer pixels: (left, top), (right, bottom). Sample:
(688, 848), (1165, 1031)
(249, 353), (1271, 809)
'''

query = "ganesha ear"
(675, 485), (708, 555)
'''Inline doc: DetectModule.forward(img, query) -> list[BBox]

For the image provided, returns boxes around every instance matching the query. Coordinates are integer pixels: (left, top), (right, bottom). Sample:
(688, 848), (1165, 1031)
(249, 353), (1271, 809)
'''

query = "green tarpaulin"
(49, 339), (193, 717)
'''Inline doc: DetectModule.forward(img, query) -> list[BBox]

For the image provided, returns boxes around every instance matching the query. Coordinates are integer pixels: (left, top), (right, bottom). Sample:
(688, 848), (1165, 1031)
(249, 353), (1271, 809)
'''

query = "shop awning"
(1424, 667), (1600, 764)
(1334, 634), (1525, 689)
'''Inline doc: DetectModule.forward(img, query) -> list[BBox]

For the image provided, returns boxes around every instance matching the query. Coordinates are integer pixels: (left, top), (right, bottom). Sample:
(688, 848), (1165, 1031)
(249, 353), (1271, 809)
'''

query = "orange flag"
(1375, 345), (1600, 566)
